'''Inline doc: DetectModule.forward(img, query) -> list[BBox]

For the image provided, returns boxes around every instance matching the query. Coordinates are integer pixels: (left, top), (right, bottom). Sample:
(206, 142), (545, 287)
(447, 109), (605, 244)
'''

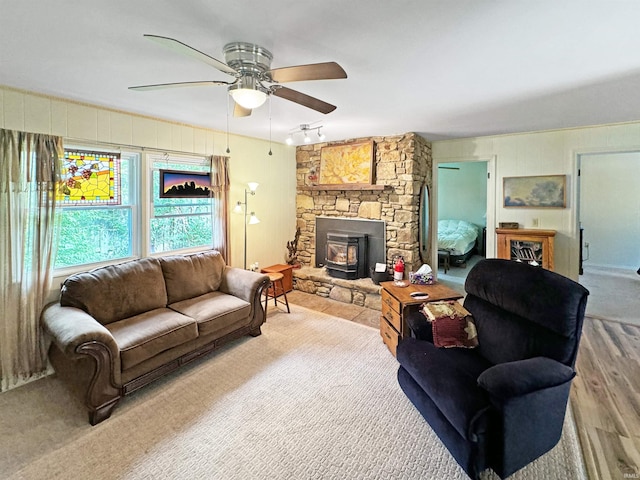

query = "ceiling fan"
(129, 35), (347, 117)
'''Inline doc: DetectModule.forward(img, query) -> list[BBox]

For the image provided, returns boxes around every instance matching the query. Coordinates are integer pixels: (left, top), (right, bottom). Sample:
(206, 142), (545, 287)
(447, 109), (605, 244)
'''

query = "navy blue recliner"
(397, 259), (589, 479)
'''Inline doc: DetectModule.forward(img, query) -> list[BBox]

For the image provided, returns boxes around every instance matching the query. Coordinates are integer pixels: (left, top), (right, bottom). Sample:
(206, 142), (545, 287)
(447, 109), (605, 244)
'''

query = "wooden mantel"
(298, 184), (387, 191)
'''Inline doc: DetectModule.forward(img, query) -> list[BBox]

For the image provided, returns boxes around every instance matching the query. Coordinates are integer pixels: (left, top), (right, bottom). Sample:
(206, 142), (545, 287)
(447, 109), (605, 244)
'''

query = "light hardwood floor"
(571, 317), (640, 479)
(284, 290), (640, 480)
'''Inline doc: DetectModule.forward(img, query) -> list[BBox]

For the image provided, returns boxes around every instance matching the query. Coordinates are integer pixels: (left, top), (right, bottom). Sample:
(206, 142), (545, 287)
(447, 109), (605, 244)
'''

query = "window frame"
(53, 146), (141, 277)
(52, 146), (217, 280)
(147, 152), (215, 256)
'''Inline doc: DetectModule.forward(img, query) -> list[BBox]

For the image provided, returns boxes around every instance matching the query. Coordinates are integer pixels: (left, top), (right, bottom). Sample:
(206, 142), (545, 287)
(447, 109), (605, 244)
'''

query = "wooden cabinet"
(261, 264), (294, 294)
(379, 281), (463, 357)
(495, 228), (556, 271)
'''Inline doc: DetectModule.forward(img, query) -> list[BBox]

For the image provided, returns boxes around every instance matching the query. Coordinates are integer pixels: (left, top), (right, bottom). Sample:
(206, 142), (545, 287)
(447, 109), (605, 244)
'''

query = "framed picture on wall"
(159, 170), (212, 198)
(319, 140), (375, 186)
(503, 174), (566, 208)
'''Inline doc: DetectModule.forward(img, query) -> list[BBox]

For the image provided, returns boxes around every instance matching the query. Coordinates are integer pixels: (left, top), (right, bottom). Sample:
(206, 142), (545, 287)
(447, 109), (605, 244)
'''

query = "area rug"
(0, 305), (586, 479)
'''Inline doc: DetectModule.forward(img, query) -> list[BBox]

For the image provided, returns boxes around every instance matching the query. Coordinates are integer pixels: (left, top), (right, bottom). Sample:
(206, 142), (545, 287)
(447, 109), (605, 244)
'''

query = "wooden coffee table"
(379, 281), (463, 356)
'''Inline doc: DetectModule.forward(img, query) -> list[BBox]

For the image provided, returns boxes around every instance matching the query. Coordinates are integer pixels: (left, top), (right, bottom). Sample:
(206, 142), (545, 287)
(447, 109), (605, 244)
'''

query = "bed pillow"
(421, 300), (479, 348)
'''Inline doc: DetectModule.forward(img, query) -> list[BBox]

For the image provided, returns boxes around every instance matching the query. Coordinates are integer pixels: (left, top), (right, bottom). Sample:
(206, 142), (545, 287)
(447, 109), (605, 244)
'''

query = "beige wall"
(0, 85), (297, 273)
(6, 84), (640, 281)
(432, 122), (640, 279)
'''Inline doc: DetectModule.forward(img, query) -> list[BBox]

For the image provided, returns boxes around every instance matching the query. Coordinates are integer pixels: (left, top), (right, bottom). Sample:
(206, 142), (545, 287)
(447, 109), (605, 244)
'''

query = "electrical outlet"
(584, 242), (589, 248)
(532, 218), (539, 227)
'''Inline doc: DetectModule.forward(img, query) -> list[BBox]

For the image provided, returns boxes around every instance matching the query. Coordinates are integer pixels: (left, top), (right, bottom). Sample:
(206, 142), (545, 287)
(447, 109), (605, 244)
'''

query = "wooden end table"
(261, 264), (294, 294)
(379, 281), (463, 357)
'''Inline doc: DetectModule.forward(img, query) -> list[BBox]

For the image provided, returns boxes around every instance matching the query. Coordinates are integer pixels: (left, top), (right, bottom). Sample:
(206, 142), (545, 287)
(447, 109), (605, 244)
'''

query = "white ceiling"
(3, 0), (640, 144)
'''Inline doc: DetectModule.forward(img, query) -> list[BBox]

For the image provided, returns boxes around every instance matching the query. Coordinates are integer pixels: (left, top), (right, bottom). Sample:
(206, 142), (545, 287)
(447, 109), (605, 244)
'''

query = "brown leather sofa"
(42, 250), (269, 425)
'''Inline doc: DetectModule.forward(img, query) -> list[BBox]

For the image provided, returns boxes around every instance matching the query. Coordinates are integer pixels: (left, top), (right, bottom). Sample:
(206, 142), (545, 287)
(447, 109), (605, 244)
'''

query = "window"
(150, 154), (213, 254)
(54, 149), (138, 270)
(53, 149), (214, 272)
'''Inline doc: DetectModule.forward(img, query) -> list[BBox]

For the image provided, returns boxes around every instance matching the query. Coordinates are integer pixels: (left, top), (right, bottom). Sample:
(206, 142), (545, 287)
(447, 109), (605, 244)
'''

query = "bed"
(437, 219), (480, 266)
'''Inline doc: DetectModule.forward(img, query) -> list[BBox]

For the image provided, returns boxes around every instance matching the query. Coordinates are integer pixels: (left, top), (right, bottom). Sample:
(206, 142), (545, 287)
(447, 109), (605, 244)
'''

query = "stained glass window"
(54, 150), (136, 270)
(57, 150), (121, 205)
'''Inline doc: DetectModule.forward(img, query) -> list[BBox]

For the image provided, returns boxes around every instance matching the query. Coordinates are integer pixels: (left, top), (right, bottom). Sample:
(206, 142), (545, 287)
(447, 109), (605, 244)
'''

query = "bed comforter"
(438, 219), (479, 255)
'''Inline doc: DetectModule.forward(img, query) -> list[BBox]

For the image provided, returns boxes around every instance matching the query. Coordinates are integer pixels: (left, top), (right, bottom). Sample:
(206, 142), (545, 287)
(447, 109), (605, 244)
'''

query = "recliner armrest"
(477, 357), (575, 399)
(477, 356), (576, 478)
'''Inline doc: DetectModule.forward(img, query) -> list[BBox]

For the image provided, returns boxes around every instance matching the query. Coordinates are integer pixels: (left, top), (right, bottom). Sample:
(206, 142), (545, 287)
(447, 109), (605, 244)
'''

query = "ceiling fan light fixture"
(303, 131), (311, 143)
(228, 76), (269, 109)
(230, 88), (267, 109)
(286, 135), (294, 145)
(317, 128), (326, 141)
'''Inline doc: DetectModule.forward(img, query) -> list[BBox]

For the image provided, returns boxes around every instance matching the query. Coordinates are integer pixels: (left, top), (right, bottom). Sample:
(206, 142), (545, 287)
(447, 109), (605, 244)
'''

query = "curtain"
(0, 128), (62, 391)
(210, 155), (230, 262)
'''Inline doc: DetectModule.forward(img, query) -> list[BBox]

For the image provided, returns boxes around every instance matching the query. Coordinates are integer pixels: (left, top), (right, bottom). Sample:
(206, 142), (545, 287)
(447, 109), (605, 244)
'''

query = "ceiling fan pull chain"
(226, 95), (231, 154)
(268, 96), (273, 156)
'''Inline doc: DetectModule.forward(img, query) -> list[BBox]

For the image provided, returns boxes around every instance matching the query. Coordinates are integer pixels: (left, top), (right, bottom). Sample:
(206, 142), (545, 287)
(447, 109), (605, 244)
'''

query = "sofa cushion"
(169, 291), (252, 336)
(60, 258), (168, 325)
(160, 250), (226, 304)
(105, 308), (198, 370)
(397, 337), (492, 440)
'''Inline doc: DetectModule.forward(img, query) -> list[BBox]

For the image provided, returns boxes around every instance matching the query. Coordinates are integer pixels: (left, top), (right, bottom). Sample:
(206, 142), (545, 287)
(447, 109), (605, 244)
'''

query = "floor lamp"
(234, 182), (260, 269)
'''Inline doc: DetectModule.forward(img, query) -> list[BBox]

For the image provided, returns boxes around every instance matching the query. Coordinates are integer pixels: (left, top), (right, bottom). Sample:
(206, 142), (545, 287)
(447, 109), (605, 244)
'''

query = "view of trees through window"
(54, 150), (214, 271)
(150, 155), (213, 254)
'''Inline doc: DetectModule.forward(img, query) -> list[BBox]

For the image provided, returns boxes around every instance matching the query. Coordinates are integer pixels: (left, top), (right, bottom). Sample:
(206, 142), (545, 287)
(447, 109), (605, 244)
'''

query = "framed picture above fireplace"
(319, 140), (375, 186)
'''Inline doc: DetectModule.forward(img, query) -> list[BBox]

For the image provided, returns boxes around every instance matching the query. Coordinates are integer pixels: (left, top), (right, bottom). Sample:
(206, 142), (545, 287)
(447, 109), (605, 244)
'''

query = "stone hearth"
(292, 266), (382, 311)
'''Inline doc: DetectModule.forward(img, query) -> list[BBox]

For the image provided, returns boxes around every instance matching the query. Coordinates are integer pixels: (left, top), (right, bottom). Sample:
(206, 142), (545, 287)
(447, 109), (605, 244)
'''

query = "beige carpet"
(0, 305), (585, 480)
(579, 265), (640, 326)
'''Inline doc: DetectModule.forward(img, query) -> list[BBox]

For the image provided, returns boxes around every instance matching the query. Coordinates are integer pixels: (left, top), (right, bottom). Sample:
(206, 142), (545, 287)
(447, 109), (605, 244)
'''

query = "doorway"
(435, 160), (490, 287)
(577, 150), (640, 325)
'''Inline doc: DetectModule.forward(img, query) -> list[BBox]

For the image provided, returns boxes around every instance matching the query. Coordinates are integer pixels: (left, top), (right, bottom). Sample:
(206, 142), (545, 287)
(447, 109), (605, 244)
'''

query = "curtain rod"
(63, 137), (213, 158)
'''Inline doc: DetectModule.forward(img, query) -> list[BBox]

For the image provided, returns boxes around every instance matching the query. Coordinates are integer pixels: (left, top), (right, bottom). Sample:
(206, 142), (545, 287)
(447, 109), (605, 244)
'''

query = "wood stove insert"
(325, 232), (368, 279)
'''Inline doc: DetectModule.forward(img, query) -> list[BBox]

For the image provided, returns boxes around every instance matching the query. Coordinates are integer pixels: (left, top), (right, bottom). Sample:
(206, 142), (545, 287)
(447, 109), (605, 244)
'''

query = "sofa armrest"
(42, 302), (123, 423)
(220, 268), (270, 330)
(477, 357), (575, 400)
(42, 302), (120, 363)
(219, 267), (269, 303)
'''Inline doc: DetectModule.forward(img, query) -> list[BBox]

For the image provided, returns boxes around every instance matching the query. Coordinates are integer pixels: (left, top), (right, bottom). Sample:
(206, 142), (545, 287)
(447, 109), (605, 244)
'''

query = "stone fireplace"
(292, 132), (432, 307)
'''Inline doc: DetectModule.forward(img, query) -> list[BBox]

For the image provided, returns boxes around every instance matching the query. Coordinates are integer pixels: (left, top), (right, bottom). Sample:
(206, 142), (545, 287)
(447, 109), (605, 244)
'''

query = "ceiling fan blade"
(144, 34), (238, 76)
(233, 101), (252, 117)
(271, 86), (337, 114)
(128, 80), (230, 91)
(268, 62), (347, 83)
